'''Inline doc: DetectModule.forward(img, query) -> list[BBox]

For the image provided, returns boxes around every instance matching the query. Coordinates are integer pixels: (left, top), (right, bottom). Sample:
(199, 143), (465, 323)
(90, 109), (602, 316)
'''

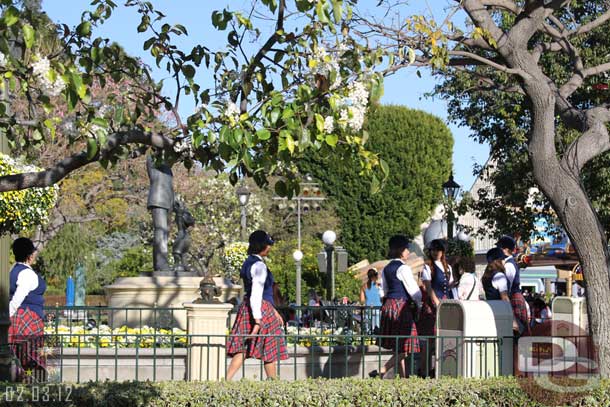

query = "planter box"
(47, 345), (399, 382)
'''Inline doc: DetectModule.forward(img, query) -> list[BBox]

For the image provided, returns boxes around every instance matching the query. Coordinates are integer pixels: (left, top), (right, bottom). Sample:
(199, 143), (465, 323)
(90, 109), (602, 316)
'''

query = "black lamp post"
(236, 185), (251, 241)
(442, 173), (461, 240)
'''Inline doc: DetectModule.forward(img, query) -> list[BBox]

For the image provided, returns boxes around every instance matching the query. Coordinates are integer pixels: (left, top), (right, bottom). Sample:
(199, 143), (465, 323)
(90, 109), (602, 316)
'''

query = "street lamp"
(293, 250), (304, 306)
(322, 230), (336, 301)
(442, 173), (461, 240)
(236, 185), (251, 241)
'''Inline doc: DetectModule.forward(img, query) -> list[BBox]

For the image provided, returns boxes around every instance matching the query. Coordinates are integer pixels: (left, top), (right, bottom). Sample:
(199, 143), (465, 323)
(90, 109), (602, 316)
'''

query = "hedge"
(1, 377), (608, 407)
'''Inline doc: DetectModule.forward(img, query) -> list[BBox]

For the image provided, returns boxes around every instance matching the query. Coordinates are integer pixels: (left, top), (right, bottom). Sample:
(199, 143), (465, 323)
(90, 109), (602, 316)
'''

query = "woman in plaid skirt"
(226, 230), (288, 380)
(497, 236), (531, 336)
(8, 237), (47, 383)
(369, 235), (422, 379)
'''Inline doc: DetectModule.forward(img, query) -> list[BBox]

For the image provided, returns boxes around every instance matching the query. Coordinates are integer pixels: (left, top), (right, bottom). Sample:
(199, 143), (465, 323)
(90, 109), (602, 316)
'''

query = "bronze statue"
(146, 155), (174, 273)
(172, 197), (195, 273)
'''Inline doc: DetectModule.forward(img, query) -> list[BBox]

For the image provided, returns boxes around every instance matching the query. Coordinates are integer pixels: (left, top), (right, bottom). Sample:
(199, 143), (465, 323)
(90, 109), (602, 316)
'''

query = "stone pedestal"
(183, 302), (233, 381)
(104, 276), (240, 330)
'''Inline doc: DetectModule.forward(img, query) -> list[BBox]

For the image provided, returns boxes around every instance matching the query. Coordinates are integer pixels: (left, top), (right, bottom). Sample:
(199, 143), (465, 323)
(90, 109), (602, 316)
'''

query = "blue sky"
(42, 0), (489, 190)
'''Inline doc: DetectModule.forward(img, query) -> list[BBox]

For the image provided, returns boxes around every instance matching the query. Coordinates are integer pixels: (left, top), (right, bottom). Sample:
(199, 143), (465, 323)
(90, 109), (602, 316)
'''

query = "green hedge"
(1, 377), (608, 406)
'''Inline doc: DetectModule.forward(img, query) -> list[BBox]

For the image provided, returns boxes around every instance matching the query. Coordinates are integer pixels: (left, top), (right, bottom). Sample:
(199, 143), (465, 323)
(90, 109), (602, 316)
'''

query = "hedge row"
(0, 377), (608, 407)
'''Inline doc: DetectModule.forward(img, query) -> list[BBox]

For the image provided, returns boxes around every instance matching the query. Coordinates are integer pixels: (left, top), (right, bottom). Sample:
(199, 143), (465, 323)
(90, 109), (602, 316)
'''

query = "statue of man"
(146, 155), (174, 272)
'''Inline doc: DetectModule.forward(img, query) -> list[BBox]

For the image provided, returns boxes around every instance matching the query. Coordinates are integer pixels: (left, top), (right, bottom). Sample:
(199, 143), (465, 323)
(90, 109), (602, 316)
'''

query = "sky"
(42, 0), (489, 191)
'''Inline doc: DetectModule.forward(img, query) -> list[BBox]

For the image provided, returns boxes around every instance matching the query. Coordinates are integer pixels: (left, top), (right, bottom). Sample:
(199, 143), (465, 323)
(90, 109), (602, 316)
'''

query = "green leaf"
(325, 134), (338, 147)
(370, 174), (381, 194)
(315, 114), (324, 132)
(3, 6), (19, 26)
(256, 128), (271, 140)
(22, 24), (34, 49)
(285, 133), (295, 153)
(332, 0), (343, 24)
(270, 108), (280, 124)
(182, 64), (195, 79)
(76, 21), (91, 36)
(92, 117), (108, 128)
(379, 158), (389, 177)
(408, 48), (416, 65)
(274, 179), (288, 197)
(86, 138), (98, 160)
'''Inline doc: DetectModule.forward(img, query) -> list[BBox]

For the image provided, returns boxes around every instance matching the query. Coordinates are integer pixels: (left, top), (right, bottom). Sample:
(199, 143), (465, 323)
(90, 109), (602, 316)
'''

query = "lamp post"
(322, 230), (336, 301)
(293, 250), (303, 306)
(236, 185), (251, 241)
(442, 173), (461, 240)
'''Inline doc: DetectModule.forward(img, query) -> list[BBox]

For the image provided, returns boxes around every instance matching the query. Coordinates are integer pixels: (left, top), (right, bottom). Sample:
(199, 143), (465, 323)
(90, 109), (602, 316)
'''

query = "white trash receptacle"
(551, 296), (588, 336)
(436, 300), (513, 378)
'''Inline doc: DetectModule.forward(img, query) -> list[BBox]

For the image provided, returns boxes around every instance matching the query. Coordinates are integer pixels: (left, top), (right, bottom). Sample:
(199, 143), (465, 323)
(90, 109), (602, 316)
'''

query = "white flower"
(0, 52), (7, 67)
(224, 101), (240, 124)
(323, 116), (334, 134)
(31, 56), (66, 97)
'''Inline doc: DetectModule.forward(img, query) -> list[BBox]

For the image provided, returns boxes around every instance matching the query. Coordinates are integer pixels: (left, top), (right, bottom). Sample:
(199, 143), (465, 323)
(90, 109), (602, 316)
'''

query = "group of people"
(225, 230), (541, 380)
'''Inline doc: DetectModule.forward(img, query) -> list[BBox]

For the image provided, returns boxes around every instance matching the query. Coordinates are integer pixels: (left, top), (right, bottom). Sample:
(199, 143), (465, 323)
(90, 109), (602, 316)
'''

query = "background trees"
(300, 105), (453, 262)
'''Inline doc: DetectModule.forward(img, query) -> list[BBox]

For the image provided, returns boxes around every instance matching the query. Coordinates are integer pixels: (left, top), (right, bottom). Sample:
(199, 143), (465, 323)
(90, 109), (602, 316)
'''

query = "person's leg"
(226, 353), (245, 380)
(263, 361), (277, 379)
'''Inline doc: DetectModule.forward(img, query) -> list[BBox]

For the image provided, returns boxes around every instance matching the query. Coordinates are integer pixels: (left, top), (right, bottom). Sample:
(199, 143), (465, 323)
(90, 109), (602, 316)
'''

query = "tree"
(349, 0), (610, 374)
(300, 105), (453, 262)
(0, 0), (388, 199)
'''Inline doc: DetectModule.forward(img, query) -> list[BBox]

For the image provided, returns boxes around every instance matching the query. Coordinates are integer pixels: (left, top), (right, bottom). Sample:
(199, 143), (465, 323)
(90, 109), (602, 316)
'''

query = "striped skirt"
(511, 292), (531, 336)
(379, 298), (419, 353)
(227, 299), (288, 362)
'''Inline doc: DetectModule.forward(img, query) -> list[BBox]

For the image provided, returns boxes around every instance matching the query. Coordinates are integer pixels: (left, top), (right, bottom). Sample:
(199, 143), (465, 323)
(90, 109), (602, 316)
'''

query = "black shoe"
(368, 369), (380, 378)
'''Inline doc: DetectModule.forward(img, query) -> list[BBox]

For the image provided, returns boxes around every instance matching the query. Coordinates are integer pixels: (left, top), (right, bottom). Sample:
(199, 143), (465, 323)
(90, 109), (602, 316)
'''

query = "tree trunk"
(531, 141), (610, 377)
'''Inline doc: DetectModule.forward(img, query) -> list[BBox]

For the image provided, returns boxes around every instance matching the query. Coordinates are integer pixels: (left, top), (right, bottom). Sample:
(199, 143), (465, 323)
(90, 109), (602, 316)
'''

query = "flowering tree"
(0, 0), (389, 199)
(345, 0), (610, 375)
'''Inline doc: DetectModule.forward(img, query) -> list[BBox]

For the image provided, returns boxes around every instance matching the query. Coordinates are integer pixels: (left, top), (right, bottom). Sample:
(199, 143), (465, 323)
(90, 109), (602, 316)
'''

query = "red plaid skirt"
(227, 299), (288, 362)
(379, 298), (419, 353)
(8, 308), (46, 376)
(417, 291), (446, 336)
(511, 292), (531, 336)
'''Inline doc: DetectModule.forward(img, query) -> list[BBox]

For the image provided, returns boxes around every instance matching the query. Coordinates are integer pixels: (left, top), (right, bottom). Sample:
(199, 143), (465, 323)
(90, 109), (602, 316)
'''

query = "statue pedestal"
(183, 302), (233, 381)
(104, 276), (241, 330)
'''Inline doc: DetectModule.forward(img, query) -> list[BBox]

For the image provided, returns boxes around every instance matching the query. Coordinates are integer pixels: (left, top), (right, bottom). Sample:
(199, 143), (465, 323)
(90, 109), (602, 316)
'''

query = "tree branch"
(481, 0), (522, 14)
(570, 9), (610, 37)
(449, 50), (525, 75)
(561, 106), (610, 174)
(0, 129), (174, 192)
(560, 62), (610, 98)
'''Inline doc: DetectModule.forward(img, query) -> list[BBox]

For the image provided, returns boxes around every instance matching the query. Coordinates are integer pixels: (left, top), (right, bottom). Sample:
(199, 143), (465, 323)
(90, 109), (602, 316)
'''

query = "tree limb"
(570, 9), (610, 37)
(561, 106), (610, 174)
(0, 129), (174, 192)
(449, 50), (525, 75)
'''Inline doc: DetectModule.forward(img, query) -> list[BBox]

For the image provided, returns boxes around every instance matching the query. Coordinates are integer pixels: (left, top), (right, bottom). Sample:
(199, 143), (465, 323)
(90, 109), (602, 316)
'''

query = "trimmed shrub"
(1, 377), (607, 406)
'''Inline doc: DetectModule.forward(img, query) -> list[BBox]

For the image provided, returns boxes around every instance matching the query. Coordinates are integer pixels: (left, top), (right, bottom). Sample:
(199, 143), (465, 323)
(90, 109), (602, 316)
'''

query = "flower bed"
(44, 324), (187, 348)
(284, 326), (376, 347)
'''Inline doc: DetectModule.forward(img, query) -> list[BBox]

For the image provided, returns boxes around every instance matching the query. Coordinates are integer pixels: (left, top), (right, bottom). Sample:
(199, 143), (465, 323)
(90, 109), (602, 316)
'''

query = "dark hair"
(427, 239), (450, 281)
(486, 247), (506, 263)
(533, 297), (547, 309)
(454, 256), (476, 274)
(482, 260), (506, 287)
(387, 235), (410, 259)
(366, 268), (378, 289)
(12, 237), (36, 263)
(247, 230), (273, 255)
(497, 235), (516, 252)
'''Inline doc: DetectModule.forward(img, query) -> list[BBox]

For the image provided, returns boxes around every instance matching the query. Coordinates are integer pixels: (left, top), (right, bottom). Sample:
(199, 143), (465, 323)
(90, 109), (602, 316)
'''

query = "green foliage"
(300, 105), (453, 262)
(37, 222), (101, 290)
(3, 377), (608, 406)
(436, 1), (610, 240)
(447, 239), (474, 259)
(0, 153), (58, 234)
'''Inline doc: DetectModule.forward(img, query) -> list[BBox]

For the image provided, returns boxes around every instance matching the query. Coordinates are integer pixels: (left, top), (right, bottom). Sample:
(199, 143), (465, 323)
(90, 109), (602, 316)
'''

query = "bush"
(300, 105), (453, 263)
(1, 377), (607, 406)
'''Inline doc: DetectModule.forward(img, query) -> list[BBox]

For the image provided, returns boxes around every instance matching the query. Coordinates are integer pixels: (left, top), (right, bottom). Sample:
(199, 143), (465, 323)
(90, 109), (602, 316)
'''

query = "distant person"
(360, 268), (383, 334)
(9, 237), (47, 382)
(455, 256), (480, 300)
(418, 239), (454, 377)
(483, 248), (520, 332)
(226, 230), (287, 380)
(497, 236), (530, 336)
(531, 297), (552, 326)
(572, 281), (585, 298)
(369, 235), (422, 379)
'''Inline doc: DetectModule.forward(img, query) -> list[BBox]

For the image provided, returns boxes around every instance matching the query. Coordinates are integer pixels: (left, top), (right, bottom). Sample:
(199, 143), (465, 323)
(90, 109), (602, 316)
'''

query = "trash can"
(551, 296), (588, 336)
(436, 300), (513, 378)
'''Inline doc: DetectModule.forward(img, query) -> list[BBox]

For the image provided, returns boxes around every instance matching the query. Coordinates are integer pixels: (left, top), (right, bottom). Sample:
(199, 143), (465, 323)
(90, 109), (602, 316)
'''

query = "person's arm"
(360, 284), (366, 304)
(397, 265), (422, 308)
(421, 265), (439, 307)
(504, 262), (516, 290)
(9, 268), (39, 317)
(380, 270), (387, 301)
(249, 262), (267, 322)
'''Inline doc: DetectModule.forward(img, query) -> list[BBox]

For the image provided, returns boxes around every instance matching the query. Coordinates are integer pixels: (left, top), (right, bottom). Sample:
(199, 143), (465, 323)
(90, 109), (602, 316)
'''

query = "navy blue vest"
(383, 260), (409, 299)
(241, 255), (274, 305)
(506, 257), (521, 294)
(483, 271), (502, 300)
(429, 262), (454, 300)
(9, 263), (46, 319)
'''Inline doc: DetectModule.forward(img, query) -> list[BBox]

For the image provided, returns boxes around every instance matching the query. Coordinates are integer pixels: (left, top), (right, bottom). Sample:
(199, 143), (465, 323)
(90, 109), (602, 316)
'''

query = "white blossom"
(173, 139), (194, 158)
(0, 53), (7, 68)
(31, 56), (66, 97)
(307, 45), (342, 90)
(323, 116), (334, 134)
(224, 101), (240, 124)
